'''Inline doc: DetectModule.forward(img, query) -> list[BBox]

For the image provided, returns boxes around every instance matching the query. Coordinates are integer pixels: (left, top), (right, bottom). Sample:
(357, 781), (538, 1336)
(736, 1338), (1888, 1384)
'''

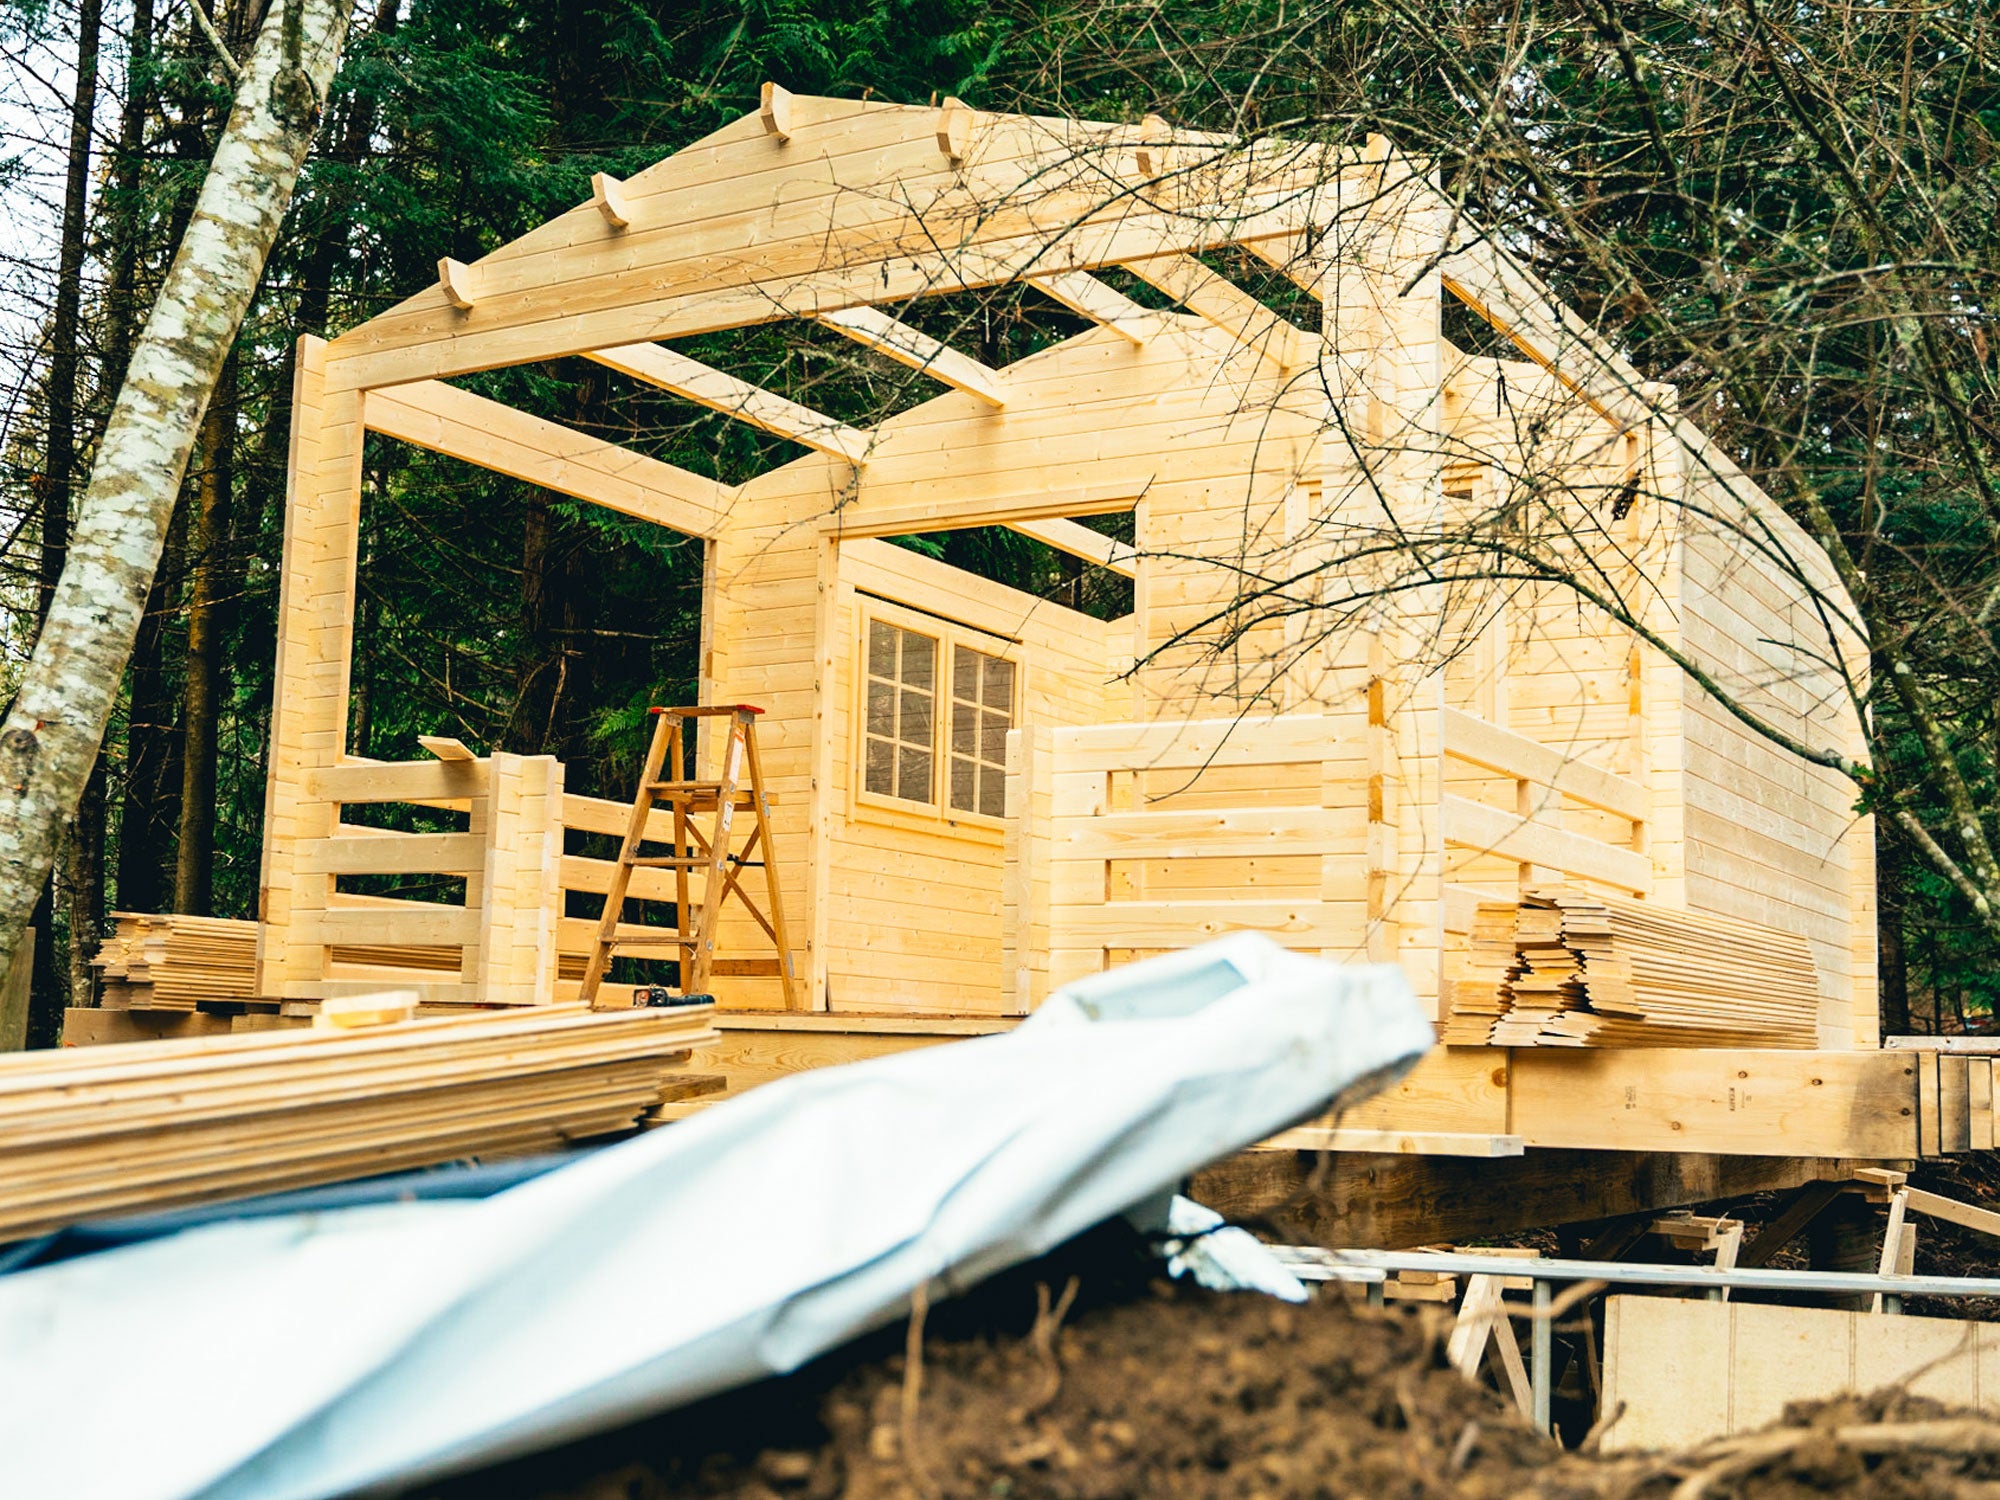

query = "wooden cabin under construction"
(112, 87), (1983, 1235)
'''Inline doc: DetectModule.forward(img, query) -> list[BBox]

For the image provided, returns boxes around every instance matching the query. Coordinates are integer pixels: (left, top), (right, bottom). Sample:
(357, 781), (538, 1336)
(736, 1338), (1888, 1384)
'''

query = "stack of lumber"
(1442, 888), (1820, 1048)
(0, 1003), (717, 1242)
(94, 912), (259, 1010)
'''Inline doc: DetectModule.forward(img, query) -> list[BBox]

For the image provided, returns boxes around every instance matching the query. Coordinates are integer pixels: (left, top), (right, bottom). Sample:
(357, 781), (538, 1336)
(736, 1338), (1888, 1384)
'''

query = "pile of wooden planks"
(94, 912), (260, 1011)
(0, 1003), (718, 1242)
(1443, 888), (1821, 1048)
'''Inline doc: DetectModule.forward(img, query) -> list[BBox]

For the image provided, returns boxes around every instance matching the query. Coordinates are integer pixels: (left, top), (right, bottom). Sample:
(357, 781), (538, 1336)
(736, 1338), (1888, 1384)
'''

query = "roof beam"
(1027, 272), (1172, 345)
(818, 306), (1007, 407)
(587, 343), (872, 466)
(1119, 253), (1317, 368)
(1437, 237), (1653, 433)
(364, 380), (728, 539)
(1240, 235), (1324, 296)
(1006, 517), (1138, 578)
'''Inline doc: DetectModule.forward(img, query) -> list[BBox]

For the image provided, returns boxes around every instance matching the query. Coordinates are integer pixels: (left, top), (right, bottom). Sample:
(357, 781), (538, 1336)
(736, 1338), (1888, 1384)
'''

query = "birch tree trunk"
(0, 0), (353, 1013)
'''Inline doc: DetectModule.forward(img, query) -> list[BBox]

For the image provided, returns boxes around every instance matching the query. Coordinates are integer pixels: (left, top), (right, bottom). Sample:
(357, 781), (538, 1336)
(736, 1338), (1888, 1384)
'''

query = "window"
(858, 611), (1018, 824)
(950, 648), (1015, 818)
(864, 620), (936, 803)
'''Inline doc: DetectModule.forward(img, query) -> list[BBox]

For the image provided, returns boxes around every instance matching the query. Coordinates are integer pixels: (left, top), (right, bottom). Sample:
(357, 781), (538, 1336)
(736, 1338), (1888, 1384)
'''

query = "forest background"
(0, 0), (1992, 1045)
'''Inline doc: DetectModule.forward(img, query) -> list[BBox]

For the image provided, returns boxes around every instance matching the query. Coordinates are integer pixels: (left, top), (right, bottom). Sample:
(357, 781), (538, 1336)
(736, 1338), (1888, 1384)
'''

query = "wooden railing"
(279, 756), (753, 1008)
(290, 752), (564, 1006)
(1003, 707), (1655, 1011)
(1004, 715), (1359, 1012)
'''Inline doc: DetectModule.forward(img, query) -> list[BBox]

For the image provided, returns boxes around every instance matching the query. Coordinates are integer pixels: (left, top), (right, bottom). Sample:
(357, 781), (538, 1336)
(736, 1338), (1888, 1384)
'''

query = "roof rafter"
(1437, 237), (1653, 433)
(818, 306), (1007, 407)
(1006, 517), (1138, 578)
(1027, 271), (1172, 345)
(587, 343), (873, 466)
(1120, 252), (1317, 369)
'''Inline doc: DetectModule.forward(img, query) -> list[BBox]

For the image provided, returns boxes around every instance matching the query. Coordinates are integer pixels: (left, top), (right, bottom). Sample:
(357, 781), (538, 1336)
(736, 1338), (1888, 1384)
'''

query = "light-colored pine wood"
(364, 378), (726, 539)
(0, 1005), (713, 1239)
(587, 343), (870, 464)
(245, 88), (1882, 1171)
(817, 305), (1006, 406)
(1004, 517), (1137, 577)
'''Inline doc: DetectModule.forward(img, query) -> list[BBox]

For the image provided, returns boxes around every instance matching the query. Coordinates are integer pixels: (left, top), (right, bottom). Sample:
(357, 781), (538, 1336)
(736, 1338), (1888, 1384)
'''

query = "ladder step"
(627, 856), (709, 868)
(709, 958), (786, 977)
(642, 788), (760, 809)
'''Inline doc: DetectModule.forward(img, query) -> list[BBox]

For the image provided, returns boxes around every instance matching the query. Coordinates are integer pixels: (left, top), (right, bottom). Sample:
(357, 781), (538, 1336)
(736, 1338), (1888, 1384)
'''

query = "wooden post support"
(1003, 725), (1054, 1013)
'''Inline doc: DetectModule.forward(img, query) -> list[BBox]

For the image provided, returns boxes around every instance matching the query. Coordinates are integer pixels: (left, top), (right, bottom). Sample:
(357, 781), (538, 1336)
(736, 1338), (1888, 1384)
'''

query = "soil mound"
(426, 1236), (2000, 1500)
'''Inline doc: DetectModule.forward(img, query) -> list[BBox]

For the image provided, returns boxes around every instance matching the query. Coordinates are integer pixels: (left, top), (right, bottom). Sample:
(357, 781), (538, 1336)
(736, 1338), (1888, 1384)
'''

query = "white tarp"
(0, 935), (1430, 1500)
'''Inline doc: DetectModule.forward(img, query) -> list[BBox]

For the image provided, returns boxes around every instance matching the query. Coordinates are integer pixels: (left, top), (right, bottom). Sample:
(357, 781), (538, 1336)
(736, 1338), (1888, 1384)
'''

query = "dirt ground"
(423, 1218), (2000, 1500)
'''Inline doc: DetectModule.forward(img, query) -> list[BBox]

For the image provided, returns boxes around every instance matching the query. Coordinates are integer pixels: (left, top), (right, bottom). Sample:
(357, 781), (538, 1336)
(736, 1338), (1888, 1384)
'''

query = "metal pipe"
(1269, 1245), (2000, 1302)
(1530, 1278), (1552, 1434)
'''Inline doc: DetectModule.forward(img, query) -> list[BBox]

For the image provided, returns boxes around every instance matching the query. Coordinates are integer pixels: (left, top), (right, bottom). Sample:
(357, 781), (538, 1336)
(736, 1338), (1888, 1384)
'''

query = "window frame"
(851, 600), (1020, 839)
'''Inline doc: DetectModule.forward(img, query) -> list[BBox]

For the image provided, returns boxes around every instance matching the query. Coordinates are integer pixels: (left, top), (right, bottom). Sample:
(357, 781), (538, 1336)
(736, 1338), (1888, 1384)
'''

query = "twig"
(1579, 1398), (1627, 1456)
(1447, 1419), (1481, 1474)
(900, 1279), (936, 1500)
(1671, 1416), (2000, 1499)
(1022, 1275), (1082, 1417)
(189, 0), (242, 78)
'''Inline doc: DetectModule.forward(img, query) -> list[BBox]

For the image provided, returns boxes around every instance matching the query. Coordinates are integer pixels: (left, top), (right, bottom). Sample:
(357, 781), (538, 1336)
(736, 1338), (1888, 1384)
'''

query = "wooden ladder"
(578, 705), (799, 1008)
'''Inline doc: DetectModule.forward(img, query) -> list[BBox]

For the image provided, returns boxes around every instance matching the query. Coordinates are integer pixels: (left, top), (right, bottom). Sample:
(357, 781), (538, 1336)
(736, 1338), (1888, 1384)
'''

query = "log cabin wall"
(253, 92), (1876, 1045)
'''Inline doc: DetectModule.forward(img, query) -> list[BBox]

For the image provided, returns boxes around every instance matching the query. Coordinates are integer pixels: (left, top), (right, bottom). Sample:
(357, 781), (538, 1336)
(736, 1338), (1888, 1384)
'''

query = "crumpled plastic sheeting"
(0, 934), (1430, 1500)
(1147, 1193), (1311, 1302)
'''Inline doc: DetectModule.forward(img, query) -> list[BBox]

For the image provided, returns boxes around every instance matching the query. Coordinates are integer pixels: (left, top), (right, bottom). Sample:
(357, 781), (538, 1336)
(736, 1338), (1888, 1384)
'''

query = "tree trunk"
(0, 0), (353, 988)
(99, 0), (154, 396)
(63, 765), (105, 1010)
(173, 353), (237, 914)
(22, 0), (106, 1049)
(117, 499), (183, 915)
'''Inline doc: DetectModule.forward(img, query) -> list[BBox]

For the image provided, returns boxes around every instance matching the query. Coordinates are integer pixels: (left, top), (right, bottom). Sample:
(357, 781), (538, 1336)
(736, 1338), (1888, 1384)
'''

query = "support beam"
(1028, 271), (1171, 345)
(820, 481), (1142, 541)
(436, 257), (478, 310)
(1435, 236), (1653, 433)
(1194, 1149), (1879, 1250)
(586, 343), (872, 466)
(319, 99), (1346, 391)
(935, 96), (973, 165)
(818, 306), (1007, 407)
(363, 379), (727, 539)
(1120, 252), (1316, 368)
(1005, 517), (1137, 578)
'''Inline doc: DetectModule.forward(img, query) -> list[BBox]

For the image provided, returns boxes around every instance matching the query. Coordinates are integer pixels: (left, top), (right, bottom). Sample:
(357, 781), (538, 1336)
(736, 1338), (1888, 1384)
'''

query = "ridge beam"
(588, 343), (871, 466)
(1006, 518), (1138, 579)
(1028, 272), (1170, 345)
(818, 306), (1007, 408)
(1120, 252), (1317, 369)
